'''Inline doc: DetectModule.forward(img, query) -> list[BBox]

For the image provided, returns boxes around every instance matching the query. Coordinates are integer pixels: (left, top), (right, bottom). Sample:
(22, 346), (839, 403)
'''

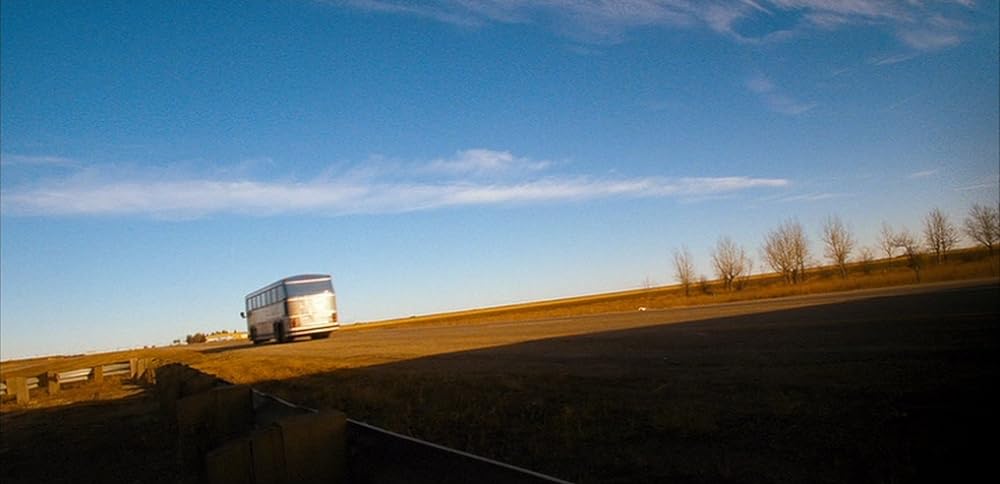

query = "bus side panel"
(247, 303), (287, 339)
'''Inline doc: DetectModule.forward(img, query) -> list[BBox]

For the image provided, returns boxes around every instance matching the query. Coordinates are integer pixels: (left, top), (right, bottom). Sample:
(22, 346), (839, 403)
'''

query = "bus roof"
(245, 274), (332, 298)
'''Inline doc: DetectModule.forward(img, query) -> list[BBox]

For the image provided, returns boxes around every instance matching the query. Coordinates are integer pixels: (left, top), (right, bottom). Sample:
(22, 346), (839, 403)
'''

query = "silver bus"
(240, 274), (339, 344)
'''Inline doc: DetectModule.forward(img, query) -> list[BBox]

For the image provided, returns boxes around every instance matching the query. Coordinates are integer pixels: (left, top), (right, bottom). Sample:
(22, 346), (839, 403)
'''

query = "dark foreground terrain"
(2, 281), (998, 483)
(0, 384), (183, 484)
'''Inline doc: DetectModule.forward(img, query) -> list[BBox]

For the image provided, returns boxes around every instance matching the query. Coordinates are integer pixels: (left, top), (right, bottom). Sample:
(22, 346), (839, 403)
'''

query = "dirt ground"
(0, 381), (185, 484)
(2, 279), (997, 483)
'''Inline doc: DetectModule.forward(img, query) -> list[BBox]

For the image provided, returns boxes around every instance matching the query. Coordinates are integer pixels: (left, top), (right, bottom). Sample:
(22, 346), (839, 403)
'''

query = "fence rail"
(1, 359), (140, 399)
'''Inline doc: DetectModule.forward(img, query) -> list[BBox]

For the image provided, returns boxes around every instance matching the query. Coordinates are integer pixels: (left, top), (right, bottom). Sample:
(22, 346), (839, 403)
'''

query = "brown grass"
(1, 249), (997, 483)
(359, 247), (998, 330)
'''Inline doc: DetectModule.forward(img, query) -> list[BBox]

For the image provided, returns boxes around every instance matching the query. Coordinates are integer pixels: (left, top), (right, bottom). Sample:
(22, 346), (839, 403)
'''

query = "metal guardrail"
(1, 360), (135, 397)
(57, 368), (92, 384)
(0, 378), (38, 395)
(103, 362), (131, 376)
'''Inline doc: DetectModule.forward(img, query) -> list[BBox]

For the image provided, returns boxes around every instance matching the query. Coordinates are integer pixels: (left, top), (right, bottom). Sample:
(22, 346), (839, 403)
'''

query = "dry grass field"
(2, 255), (998, 483)
(189, 280), (998, 484)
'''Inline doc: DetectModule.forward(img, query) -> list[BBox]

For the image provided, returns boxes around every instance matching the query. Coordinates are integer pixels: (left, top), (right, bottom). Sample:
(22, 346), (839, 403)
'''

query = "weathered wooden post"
(45, 371), (60, 395)
(130, 358), (139, 379)
(9, 377), (30, 404)
(91, 365), (104, 384)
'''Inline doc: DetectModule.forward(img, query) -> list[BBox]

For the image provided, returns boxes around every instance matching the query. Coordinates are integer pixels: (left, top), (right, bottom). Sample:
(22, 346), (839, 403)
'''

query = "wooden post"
(129, 358), (139, 379)
(91, 365), (104, 384)
(9, 377), (30, 404)
(46, 371), (60, 395)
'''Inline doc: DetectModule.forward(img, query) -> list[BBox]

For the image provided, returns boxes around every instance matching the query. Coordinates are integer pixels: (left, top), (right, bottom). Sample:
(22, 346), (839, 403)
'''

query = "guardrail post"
(9, 377), (30, 404)
(45, 371), (60, 395)
(133, 358), (151, 383)
(91, 365), (104, 384)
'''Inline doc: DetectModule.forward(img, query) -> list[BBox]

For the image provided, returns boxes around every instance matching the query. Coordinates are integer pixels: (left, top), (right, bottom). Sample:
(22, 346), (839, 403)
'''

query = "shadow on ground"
(2, 284), (997, 483)
(245, 284), (999, 484)
(0, 387), (188, 484)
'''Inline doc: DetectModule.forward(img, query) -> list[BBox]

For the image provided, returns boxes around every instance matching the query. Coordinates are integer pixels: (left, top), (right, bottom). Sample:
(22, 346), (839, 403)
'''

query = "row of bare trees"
(672, 203), (999, 293)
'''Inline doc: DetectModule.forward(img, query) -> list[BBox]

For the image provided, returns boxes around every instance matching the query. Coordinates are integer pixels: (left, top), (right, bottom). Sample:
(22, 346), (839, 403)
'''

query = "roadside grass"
(1, 248), (996, 483)
(255, 312), (996, 484)
(359, 248), (998, 330)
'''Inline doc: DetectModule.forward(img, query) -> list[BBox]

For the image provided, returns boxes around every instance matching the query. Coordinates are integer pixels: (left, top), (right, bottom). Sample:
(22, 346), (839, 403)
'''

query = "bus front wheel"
(274, 324), (286, 344)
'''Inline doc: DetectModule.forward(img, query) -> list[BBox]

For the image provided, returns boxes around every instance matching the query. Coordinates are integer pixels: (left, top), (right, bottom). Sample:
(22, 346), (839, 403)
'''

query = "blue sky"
(1, 0), (997, 359)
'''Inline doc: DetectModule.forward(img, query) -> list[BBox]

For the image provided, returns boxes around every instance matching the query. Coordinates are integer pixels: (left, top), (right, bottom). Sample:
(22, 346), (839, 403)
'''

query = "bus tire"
(274, 324), (285, 343)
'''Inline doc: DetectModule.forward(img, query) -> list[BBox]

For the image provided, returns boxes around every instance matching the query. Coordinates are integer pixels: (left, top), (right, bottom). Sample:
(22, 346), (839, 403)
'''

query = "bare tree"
(735, 258), (754, 291)
(761, 219), (810, 284)
(673, 246), (696, 297)
(878, 222), (896, 260)
(698, 275), (712, 295)
(964, 203), (1000, 254)
(893, 229), (922, 282)
(821, 215), (855, 278)
(712, 236), (752, 291)
(923, 208), (960, 264)
(859, 246), (875, 275)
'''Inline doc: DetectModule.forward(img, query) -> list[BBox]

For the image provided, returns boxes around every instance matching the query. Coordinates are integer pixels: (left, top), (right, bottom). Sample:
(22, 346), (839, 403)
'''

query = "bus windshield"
(285, 279), (333, 298)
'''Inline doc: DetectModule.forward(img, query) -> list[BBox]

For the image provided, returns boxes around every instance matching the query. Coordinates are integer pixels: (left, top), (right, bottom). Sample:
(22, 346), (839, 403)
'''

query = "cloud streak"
(331, 0), (977, 47)
(0, 154), (78, 166)
(907, 169), (939, 179)
(746, 74), (816, 115)
(1, 150), (789, 218)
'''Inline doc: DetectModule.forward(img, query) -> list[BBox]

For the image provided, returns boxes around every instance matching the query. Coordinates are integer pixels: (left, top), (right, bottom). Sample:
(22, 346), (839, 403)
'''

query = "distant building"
(205, 332), (249, 343)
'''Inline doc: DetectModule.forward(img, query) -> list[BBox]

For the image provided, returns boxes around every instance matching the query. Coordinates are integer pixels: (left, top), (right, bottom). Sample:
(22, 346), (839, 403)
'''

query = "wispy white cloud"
(330, 1), (978, 48)
(0, 154), (78, 166)
(425, 149), (551, 175)
(896, 29), (962, 50)
(771, 192), (851, 203)
(745, 74), (817, 115)
(907, 169), (939, 179)
(869, 52), (922, 65)
(1, 150), (790, 218)
(955, 176), (999, 192)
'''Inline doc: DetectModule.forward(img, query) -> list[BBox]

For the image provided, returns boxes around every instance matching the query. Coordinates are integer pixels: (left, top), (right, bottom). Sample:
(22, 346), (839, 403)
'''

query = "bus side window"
(278, 285), (285, 300)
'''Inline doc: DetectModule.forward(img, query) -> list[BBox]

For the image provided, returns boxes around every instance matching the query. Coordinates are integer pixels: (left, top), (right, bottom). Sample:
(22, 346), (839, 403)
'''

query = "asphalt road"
(192, 279), (999, 381)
